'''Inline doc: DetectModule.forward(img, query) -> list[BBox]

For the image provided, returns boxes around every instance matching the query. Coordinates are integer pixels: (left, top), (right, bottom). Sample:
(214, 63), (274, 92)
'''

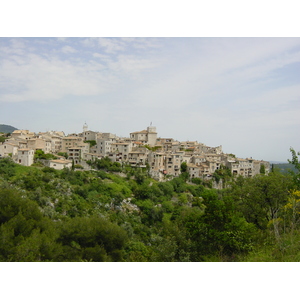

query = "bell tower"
(83, 122), (88, 132)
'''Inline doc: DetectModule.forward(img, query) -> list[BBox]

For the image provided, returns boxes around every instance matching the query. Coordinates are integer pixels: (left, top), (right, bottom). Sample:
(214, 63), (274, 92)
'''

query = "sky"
(1, 37), (299, 162)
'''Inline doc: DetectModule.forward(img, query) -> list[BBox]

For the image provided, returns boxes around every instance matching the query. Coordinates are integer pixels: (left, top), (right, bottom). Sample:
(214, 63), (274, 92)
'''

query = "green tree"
(0, 188), (62, 261)
(230, 172), (293, 230)
(288, 147), (300, 188)
(57, 215), (128, 261)
(0, 157), (16, 179)
(260, 164), (266, 174)
(180, 162), (188, 173)
(84, 140), (97, 147)
(58, 152), (68, 159)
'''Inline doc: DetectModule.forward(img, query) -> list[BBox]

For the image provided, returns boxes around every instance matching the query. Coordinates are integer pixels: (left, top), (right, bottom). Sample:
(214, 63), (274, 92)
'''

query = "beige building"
(191, 155), (206, 165)
(187, 163), (201, 178)
(67, 143), (89, 164)
(130, 126), (158, 147)
(0, 142), (18, 157)
(97, 139), (114, 156)
(110, 142), (133, 161)
(253, 160), (270, 176)
(224, 156), (270, 178)
(165, 152), (184, 176)
(27, 138), (51, 153)
(148, 152), (165, 171)
(50, 136), (63, 153)
(80, 126), (98, 141)
(61, 136), (85, 152)
(83, 152), (102, 162)
(199, 163), (210, 177)
(49, 159), (72, 170)
(16, 149), (34, 166)
(128, 147), (149, 167)
(156, 138), (174, 152)
(11, 130), (34, 140)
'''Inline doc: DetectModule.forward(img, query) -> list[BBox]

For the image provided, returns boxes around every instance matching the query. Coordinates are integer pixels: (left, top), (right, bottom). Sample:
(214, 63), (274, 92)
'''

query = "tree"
(213, 165), (232, 184)
(180, 162), (188, 173)
(34, 150), (57, 161)
(0, 135), (7, 143)
(58, 152), (68, 159)
(288, 147), (300, 188)
(57, 215), (128, 261)
(84, 140), (97, 147)
(0, 188), (62, 261)
(230, 172), (293, 230)
(260, 164), (266, 175)
(0, 157), (16, 179)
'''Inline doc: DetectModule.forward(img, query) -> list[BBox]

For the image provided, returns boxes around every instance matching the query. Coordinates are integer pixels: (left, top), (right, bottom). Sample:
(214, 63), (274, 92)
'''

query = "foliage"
(180, 162), (188, 173)
(0, 148), (300, 261)
(57, 215), (128, 261)
(58, 152), (68, 159)
(34, 149), (57, 161)
(90, 157), (122, 173)
(0, 135), (8, 143)
(228, 172), (293, 230)
(0, 187), (62, 261)
(84, 140), (97, 147)
(74, 164), (84, 169)
(143, 145), (161, 152)
(212, 165), (232, 184)
(0, 157), (16, 179)
(260, 164), (266, 174)
(288, 147), (300, 188)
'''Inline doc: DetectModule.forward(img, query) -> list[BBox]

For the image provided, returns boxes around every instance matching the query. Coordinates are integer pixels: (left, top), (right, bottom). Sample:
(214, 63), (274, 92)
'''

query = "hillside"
(0, 124), (18, 133)
(0, 156), (300, 262)
(273, 163), (297, 174)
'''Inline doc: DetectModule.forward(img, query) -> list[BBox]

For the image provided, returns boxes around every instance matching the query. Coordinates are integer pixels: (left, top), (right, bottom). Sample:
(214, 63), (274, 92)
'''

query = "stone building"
(130, 126), (157, 147)
(16, 148), (34, 166)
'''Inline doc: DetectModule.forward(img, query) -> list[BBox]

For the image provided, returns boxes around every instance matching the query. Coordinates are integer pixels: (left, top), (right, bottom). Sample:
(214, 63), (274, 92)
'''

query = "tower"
(83, 122), (88, 132)
(147, 123), (157, 146)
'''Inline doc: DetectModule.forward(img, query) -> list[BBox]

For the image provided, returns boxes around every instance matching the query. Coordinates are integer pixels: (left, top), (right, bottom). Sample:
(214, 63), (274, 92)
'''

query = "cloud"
(108, 54), (162, 77)
(1, 37), (300, 161)
(80, 37), (125, 53)
(57, 37), (68, 42)
(0, 53), (115, 103)
(61, 45), (77, 54)
(97, 38), (126, 53)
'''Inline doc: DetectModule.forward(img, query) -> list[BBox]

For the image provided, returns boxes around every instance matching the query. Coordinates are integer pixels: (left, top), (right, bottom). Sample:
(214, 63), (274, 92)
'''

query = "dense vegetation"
(0, 148), (299, 262)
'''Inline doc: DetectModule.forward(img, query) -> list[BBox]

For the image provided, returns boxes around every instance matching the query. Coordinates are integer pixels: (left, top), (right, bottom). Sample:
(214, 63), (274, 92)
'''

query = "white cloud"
(1, 37), (300, 161)
(97, 38), (126, 53)
(57, 37), (68, 42)
(0, 53), (116, 103)
(61, 45), (77, 54)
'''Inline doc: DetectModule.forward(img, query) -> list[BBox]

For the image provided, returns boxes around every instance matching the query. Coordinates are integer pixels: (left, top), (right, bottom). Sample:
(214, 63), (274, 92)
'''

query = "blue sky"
(1, 37), (300, 162)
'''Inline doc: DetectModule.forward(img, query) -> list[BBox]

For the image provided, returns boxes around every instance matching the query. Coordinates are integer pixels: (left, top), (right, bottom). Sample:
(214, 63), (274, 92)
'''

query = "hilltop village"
(0, 123), (270, 181)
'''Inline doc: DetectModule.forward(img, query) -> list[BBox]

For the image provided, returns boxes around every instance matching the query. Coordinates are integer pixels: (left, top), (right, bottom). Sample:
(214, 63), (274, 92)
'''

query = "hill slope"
(0, 124), (18, 133)
(273, 163), (297, 174)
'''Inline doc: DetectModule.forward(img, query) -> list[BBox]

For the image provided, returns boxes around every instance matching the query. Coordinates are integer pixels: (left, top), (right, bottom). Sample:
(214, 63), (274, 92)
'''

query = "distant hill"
(272, 163), (297, 174)
(0, 124), (18, 134)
